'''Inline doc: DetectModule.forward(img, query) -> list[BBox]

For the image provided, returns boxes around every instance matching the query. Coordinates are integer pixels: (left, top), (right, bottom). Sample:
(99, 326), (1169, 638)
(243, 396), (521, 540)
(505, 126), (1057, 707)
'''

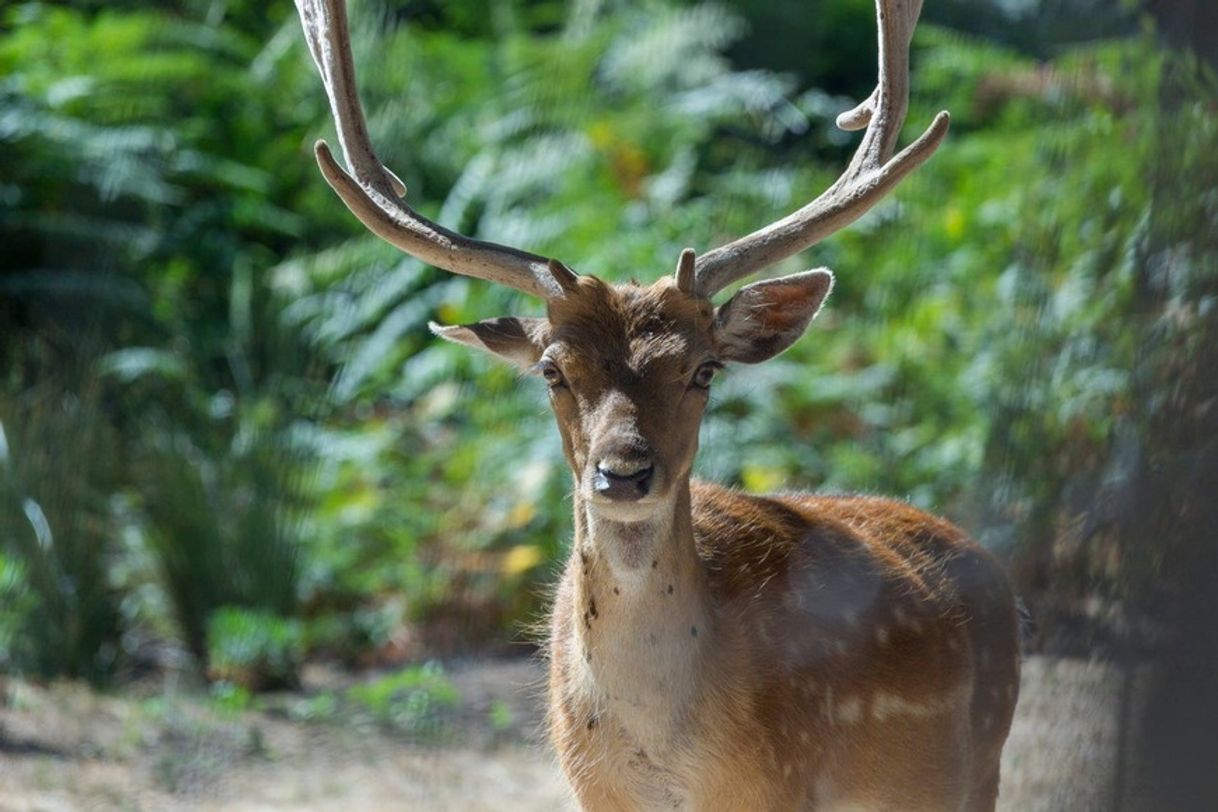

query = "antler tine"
(295, 0), (564, 299)
(693, 0), (949, 298)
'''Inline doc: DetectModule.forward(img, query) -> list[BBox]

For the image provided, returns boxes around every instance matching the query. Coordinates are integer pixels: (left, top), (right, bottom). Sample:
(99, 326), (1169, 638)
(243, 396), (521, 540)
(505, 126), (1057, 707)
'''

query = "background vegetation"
(1, 0), (1215, 695)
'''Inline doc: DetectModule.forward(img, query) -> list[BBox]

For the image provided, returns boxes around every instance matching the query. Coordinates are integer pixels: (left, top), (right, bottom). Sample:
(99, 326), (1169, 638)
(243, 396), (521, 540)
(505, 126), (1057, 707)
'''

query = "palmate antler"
(693, 0), (949, 298)
(296, 0), (946, 303)
(294, 0), (568, 299)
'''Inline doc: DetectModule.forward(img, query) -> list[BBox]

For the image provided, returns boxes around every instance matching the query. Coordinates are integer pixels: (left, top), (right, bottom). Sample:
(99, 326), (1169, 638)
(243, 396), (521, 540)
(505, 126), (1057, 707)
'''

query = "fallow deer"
(295, 0), (1021, 808)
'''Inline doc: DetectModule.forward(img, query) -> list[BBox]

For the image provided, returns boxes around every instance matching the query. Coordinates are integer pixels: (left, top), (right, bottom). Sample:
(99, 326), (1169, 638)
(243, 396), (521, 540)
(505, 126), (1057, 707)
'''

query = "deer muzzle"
(593, 455), (655, 502)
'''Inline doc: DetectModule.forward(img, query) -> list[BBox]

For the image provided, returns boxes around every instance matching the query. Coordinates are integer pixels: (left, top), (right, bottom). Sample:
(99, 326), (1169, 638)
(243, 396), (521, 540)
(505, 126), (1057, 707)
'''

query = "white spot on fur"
(837, 697), (862, 725)
(873, 693), (932, 721)
(873, 686), (969, 721)
(875, 626), (890, 646)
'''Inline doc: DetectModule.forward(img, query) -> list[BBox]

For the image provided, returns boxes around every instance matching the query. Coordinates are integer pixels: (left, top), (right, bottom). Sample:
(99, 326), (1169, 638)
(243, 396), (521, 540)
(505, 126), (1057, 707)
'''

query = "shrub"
(0, 380), (123, 681)
(206, 607), (305, 691)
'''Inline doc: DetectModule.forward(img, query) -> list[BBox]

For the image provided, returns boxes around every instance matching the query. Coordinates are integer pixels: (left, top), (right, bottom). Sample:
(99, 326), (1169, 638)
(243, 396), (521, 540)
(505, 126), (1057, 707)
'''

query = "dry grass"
(0, 655), (1127, 811)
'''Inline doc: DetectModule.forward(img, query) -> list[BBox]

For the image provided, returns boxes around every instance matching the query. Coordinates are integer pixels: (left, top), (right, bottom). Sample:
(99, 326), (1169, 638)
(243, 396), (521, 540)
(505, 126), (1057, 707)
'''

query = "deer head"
(294, 0), (948, 524)
(429, 257), (834, 523)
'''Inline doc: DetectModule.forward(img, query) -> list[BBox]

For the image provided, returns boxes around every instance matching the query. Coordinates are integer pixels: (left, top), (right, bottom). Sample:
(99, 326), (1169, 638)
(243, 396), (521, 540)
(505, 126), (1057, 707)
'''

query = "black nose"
(593, 461), (655, 501)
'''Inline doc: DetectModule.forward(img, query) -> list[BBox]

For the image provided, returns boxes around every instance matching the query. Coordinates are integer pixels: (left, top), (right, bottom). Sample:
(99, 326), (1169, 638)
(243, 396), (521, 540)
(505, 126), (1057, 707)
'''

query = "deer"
(294, 0), (1020, 808)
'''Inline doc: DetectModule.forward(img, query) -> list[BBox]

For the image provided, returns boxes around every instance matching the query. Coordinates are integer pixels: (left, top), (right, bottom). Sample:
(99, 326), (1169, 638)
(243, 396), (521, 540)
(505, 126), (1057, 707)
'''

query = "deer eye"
(538, 360), (566, 388)
(691, 361), (721, 390)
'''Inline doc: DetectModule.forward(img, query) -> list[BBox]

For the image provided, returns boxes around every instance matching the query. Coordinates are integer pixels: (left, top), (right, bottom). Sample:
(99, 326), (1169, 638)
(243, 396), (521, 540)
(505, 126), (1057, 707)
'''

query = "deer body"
(550, 479), (1019, 811)
(295, 0), (1021, 808)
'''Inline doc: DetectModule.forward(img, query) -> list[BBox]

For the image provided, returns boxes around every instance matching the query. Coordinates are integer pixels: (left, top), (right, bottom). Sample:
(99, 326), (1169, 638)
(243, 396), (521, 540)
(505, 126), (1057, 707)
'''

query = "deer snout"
(593, 453), (655, 501)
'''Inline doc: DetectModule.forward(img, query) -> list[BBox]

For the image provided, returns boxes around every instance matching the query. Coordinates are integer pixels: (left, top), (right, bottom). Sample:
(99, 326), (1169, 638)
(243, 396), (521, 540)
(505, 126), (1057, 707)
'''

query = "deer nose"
(593, 457), (655, 501)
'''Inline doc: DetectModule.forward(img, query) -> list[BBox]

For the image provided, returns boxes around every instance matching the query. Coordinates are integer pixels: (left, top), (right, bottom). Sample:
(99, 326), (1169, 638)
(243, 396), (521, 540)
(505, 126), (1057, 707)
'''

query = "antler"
(295, 0), (565, 299)
(693, 0), (950, 298)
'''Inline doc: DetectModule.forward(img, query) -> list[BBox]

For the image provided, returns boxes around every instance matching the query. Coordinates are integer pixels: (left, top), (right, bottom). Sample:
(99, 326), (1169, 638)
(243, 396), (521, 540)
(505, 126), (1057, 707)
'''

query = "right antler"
(693, 0), (949, 298)
(295, 0), (566, 299)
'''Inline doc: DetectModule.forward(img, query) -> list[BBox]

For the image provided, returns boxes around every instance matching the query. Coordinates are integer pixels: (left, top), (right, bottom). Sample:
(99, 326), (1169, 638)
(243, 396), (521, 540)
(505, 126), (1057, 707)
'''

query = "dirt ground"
(0, 655), (1131, 811)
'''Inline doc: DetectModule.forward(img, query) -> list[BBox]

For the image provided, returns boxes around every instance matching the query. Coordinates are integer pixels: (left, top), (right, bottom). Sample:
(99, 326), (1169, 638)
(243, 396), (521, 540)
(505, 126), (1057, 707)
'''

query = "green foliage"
(209, 679), (255, 714)
(0, 379), (123, 681)
(489, 698), (515, 731)
(0, 0), (327, 681)
(206, 607), (305, 690)
(346, 661), (460, 735)
(0, 553), (34, 673)
(138, 426), (315, 672)
(283, 690), (339, 722)
(1, 0), (1215, 679)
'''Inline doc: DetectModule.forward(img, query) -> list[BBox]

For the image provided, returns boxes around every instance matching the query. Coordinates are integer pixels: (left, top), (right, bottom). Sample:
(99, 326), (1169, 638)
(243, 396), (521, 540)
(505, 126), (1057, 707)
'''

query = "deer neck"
(569, 480), (712, 750)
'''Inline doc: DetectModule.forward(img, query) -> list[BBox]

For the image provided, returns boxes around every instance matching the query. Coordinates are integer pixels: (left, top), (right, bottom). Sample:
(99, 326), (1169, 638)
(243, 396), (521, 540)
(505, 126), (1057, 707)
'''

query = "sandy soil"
(0, 655), (1132, 811)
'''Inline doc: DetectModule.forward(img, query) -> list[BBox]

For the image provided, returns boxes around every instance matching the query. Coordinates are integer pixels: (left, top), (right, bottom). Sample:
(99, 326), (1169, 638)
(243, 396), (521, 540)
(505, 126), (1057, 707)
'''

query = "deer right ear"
(713, 270), (834, 364)
(429, 317), (549, 370)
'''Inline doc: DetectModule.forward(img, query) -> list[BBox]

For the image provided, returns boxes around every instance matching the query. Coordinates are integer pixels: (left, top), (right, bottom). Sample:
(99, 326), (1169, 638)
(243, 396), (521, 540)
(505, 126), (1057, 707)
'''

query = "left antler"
(693, 0), (950, 298)
(295, 0), (567, 299)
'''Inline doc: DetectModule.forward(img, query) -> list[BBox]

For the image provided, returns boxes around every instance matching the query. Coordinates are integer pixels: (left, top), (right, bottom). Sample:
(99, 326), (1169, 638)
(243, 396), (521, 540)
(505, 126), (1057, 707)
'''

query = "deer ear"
(713, 270), (834, 364)
(429, 317), (549, 370)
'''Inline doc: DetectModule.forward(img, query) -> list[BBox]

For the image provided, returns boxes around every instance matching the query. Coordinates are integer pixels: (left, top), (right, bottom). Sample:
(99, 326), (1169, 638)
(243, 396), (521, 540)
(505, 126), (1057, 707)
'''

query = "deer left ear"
(429, 316), (549, 370)
(713, 270), (834, 364)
